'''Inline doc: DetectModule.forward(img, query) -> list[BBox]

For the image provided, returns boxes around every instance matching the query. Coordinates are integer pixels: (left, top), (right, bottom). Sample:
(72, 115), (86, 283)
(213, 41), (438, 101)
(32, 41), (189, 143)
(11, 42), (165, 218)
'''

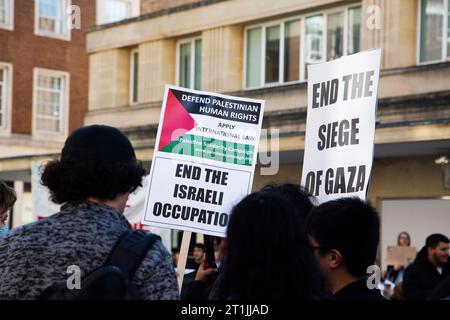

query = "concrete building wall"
(141, 0), (205, 15)
(89, 48), (131, 110)
(202, 25), (243, 92)
(362, 0), (418, 69)
(86, 0), (437, 125)
(252, 155), (450, 211)
(138, 39), (176, 103)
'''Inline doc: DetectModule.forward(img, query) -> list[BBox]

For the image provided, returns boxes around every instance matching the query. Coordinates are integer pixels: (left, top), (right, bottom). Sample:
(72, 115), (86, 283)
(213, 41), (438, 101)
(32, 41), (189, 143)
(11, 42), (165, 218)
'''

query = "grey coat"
(0, 202), (179, 300)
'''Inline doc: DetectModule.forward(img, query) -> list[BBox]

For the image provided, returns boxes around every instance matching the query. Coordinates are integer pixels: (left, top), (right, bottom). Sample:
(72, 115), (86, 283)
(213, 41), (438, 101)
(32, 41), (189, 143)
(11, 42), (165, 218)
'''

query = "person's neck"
(86, 197), (121, 212)
(329, 270), (366, 294)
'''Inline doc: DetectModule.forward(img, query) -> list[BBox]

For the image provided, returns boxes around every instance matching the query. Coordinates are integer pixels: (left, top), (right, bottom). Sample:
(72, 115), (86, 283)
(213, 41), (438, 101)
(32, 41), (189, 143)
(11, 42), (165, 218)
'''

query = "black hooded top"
(402, 246), (450, 300)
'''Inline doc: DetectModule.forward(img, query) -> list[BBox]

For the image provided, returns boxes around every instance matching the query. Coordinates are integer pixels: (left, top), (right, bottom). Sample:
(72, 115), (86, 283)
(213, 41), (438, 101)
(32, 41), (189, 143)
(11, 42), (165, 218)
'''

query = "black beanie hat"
(61, 125), (136, 162)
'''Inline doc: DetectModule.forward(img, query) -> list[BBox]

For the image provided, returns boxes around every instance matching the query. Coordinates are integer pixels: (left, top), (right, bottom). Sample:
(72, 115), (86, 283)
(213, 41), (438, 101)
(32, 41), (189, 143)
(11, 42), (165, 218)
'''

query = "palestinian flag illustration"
(158, 89), (197, 151)
(158, 88), (255, 166)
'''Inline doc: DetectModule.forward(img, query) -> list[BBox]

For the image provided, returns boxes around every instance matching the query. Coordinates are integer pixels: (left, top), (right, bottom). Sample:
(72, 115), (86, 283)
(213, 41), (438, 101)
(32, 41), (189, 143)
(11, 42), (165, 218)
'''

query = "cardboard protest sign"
(301, 49), (381, 203)
(31, 162), (171, 250)
(385, 246), (417, 267)
(142, 85), (265, 237)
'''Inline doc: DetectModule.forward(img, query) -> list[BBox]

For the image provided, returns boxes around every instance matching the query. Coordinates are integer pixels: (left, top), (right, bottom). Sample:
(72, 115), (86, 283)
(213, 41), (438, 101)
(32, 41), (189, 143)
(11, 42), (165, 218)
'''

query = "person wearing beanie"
(0, 125), (179, 300)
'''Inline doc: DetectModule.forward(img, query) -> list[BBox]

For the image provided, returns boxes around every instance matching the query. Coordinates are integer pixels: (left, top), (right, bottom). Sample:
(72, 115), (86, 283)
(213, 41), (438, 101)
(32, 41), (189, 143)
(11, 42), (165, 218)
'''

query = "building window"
(419, 0), (450, 63)
(265, 25), (281, 84)
(244, 5), (362, 89)
(33, 69), (69, 136)
(177, 38), (202, 90)
(97, 0), (140, 25)
(305, 15), (325, 66)
(130, 48), (139, 104)
(246, 27), (262, 88)
(0, 0), (14, 30)
(0, 63), (12, 133)
(327, 12), (344, 60)
(348, 6), (362, 55)
(35, 0), (71, 40)
(284, 19), (301, 83)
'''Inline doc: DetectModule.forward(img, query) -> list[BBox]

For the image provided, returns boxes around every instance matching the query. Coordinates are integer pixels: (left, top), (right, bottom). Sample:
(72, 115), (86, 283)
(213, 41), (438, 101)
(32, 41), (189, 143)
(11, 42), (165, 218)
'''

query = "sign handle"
(177, 231), (192, 294)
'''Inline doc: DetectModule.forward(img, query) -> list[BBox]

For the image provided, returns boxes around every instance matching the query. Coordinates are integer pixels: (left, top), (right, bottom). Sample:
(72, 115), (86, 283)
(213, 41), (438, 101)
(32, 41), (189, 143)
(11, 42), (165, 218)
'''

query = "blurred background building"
(1, 0), (449, 257)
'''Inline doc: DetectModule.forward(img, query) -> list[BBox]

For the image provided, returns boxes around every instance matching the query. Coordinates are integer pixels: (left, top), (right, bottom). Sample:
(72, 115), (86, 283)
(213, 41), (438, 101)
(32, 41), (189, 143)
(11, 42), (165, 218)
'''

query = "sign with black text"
(301, 49), (381, 203)
(142, 85), (265, 237)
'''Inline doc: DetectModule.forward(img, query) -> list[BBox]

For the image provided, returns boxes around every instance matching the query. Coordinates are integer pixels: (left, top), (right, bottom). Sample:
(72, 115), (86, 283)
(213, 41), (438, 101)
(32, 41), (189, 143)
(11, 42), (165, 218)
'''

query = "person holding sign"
(383, 231), (416, 298)
(0, 125), (178, 300)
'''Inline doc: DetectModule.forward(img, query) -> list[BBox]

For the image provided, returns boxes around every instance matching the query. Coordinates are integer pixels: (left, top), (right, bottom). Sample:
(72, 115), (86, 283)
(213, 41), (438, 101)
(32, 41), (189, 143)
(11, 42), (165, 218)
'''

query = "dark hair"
(216, 190), (322, 300)
(172, 248), (180, 255)
(0, 181), (16, 212)
(426, 234), (450, 249)
(397, 231), (411, 246)
(262, 183), (315, 220)
(306, 197), (380, 277)
(41, 159), (146, 204)
(193, 243), (205, 251)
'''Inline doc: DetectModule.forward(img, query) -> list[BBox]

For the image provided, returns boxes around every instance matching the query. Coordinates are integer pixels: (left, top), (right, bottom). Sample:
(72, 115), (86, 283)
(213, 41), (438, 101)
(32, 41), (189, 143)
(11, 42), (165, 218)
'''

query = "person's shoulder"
(139, 234), (173, 270)
(2, 215), (59, 240)
(134, 234), (179, 299)
(404, 260), (420, 274)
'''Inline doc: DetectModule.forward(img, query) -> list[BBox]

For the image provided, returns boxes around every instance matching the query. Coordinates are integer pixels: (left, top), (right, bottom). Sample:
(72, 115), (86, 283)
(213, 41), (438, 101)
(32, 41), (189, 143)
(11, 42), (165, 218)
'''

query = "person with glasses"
(306, 197), (385, 300)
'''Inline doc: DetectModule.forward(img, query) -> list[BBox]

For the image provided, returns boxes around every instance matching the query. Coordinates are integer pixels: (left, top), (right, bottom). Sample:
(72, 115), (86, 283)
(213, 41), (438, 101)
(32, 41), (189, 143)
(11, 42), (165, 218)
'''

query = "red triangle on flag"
(158, 89), (196, 150)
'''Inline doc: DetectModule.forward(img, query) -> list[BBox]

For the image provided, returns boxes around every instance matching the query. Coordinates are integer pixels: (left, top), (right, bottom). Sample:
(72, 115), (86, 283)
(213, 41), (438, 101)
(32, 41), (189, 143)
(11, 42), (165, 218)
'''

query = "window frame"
(0, 0), (14, 31)
(417, 0), (450, 65)
(32, 68), (70, 139)
(129, 48), (139, 105)
(243, 3), (362, 90)
(176, 36), (202, 90)
(96, 0), (140, 25)
(35, 0), (72, 41)
(0, 62), (13, 135)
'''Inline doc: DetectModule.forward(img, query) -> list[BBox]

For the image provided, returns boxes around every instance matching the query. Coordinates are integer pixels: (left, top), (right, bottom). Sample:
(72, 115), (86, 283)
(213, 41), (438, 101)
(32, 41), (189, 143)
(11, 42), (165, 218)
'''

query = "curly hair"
(41, 159), (146, 204)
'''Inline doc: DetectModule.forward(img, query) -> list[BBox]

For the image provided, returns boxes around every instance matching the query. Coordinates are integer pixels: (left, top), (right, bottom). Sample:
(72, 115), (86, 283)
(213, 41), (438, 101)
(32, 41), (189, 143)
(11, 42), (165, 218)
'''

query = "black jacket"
(402, 246), (450, 300)
(328, 278), (386, 300)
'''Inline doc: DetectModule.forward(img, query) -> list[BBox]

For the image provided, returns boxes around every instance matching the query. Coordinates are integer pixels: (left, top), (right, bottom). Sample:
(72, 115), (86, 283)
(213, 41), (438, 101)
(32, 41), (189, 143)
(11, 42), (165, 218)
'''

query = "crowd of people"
(0, 124), (449, 300)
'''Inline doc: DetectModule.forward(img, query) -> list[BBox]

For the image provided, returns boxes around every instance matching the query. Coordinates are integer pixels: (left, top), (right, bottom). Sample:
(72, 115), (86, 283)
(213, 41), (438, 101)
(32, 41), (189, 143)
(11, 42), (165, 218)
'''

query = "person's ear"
(328, 249), (343, 269)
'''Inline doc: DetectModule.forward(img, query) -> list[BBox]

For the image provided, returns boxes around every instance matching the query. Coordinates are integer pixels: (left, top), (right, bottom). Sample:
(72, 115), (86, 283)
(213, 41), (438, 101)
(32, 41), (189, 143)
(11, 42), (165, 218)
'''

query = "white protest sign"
(301, 49), (381, 204)
(31, 162), (171, 250)
(142, 85), (265, 237)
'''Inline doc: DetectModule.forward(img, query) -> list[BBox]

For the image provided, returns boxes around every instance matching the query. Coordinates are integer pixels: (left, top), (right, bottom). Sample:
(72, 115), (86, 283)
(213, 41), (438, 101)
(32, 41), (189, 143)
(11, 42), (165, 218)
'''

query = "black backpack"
(38, 230), (161, 300)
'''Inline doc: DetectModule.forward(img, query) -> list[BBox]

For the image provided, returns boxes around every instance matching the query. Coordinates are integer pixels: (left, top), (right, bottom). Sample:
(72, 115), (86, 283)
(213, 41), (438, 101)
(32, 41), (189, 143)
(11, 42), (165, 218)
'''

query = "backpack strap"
(104, 230), (161, 280)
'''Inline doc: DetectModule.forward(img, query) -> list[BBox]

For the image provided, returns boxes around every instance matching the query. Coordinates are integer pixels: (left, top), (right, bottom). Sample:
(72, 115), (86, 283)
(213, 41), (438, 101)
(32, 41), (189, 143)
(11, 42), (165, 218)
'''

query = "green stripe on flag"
(160, 134), (254, 166)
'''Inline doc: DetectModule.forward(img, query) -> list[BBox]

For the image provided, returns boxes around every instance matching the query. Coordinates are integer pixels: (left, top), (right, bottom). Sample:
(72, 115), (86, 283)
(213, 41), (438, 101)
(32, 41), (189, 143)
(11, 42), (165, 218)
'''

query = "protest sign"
(301, 49), (381, 204)
(141, 85), (265, 237)
(31, 162), (171, 250)
(385, 245), (417, 267)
